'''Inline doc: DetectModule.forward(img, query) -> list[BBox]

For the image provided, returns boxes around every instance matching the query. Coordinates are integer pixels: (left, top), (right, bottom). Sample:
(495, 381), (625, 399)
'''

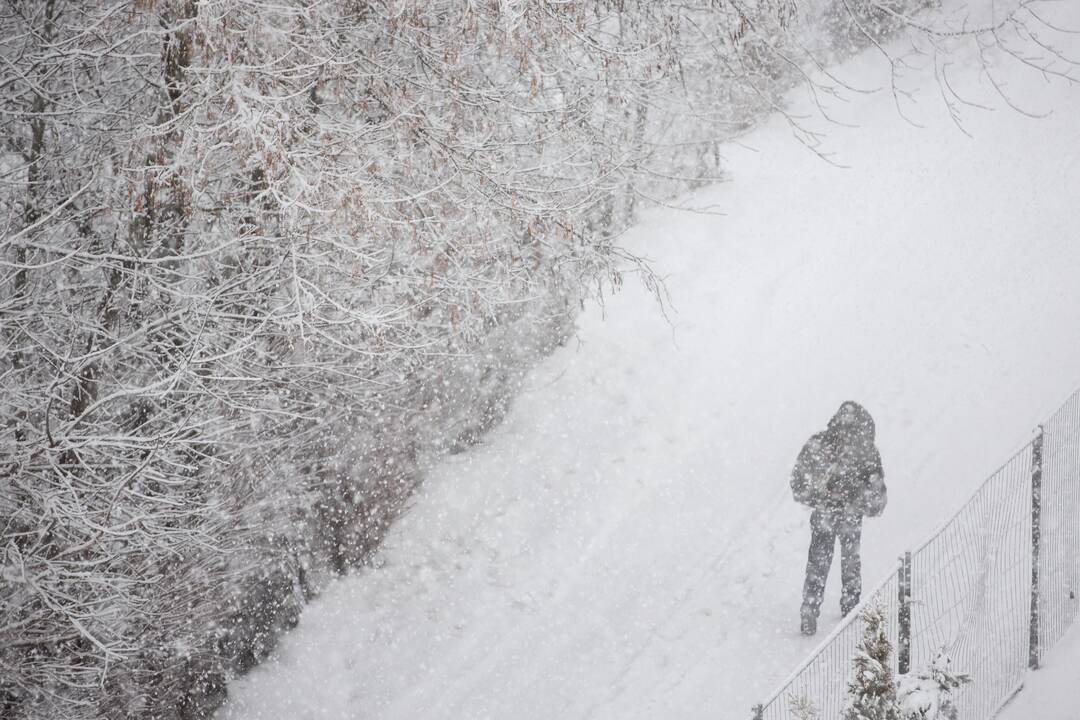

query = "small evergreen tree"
(789, 693), (820, 720)
(844, 599), (900, 720)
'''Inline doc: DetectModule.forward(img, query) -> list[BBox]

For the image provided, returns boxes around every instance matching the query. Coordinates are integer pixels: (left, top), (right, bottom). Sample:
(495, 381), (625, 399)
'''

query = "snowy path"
(220, 17), (1080, 720)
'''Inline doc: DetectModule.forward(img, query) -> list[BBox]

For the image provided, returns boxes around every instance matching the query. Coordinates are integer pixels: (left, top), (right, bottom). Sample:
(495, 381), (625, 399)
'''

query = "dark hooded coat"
(790, 401), (886, 516)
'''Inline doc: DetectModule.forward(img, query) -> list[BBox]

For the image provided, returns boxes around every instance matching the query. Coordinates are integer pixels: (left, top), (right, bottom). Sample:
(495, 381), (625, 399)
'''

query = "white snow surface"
(998, 622), (1080, 720)
(220, 13), (1080, 720)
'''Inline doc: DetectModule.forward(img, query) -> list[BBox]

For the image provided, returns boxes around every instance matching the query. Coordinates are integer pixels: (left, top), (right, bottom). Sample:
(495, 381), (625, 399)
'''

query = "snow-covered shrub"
(790, 693), (822, 720)
(819, 0), (941, 56)
(897, 649), (971, 720)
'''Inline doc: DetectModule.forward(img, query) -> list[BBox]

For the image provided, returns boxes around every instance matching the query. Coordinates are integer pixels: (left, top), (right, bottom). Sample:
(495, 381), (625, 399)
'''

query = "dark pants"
(801, 508), (863, 619)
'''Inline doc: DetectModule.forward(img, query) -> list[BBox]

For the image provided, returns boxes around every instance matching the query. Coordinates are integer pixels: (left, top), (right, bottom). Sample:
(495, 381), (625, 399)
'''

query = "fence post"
(751, 702), (764, 720)
(1029, 426), (1044, 670)
(898, 551), (912, 675)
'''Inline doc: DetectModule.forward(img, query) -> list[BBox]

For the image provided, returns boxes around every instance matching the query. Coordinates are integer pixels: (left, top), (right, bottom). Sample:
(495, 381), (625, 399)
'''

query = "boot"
(800, 613), (817, 636)
(841, 596), (859, 618)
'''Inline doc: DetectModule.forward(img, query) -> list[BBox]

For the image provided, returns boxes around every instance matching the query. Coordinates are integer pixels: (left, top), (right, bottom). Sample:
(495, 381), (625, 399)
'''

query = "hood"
(827, 400), (876, 445)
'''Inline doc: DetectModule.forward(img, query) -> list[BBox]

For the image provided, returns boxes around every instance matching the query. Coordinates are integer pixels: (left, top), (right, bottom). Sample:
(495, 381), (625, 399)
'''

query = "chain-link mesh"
(1039, 389), (1080, 659)
(758, 572), (901, 720)
(754, 389), (1080, 720)
(909, 444), (1033, 720)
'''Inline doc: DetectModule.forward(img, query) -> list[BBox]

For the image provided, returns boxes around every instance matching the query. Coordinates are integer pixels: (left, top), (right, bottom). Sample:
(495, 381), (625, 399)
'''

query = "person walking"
(791, 401), (887, 636)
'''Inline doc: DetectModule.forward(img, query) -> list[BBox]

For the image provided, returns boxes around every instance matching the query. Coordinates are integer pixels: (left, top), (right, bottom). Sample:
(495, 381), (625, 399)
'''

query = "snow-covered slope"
(219, 13), (1080, 720)
(998, 622), (1080, 720)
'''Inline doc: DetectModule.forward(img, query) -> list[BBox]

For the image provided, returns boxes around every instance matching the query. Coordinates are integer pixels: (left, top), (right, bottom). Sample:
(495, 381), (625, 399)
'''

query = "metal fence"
(908, 445), (1033, 719)
(1038, 391), (1080, 659)
(752, 389), (1080, 720)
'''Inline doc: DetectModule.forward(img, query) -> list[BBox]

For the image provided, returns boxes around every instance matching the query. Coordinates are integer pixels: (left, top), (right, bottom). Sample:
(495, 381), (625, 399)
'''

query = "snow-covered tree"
(844, 600), (901, 720)
(897, 649), (972, 720)
(790, 693), (822, 720)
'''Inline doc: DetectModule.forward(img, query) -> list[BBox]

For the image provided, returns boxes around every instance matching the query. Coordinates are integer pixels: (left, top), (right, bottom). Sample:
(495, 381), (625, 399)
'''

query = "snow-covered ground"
(998, 622), (1080, 720)
(219, 11), (1080, 720)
